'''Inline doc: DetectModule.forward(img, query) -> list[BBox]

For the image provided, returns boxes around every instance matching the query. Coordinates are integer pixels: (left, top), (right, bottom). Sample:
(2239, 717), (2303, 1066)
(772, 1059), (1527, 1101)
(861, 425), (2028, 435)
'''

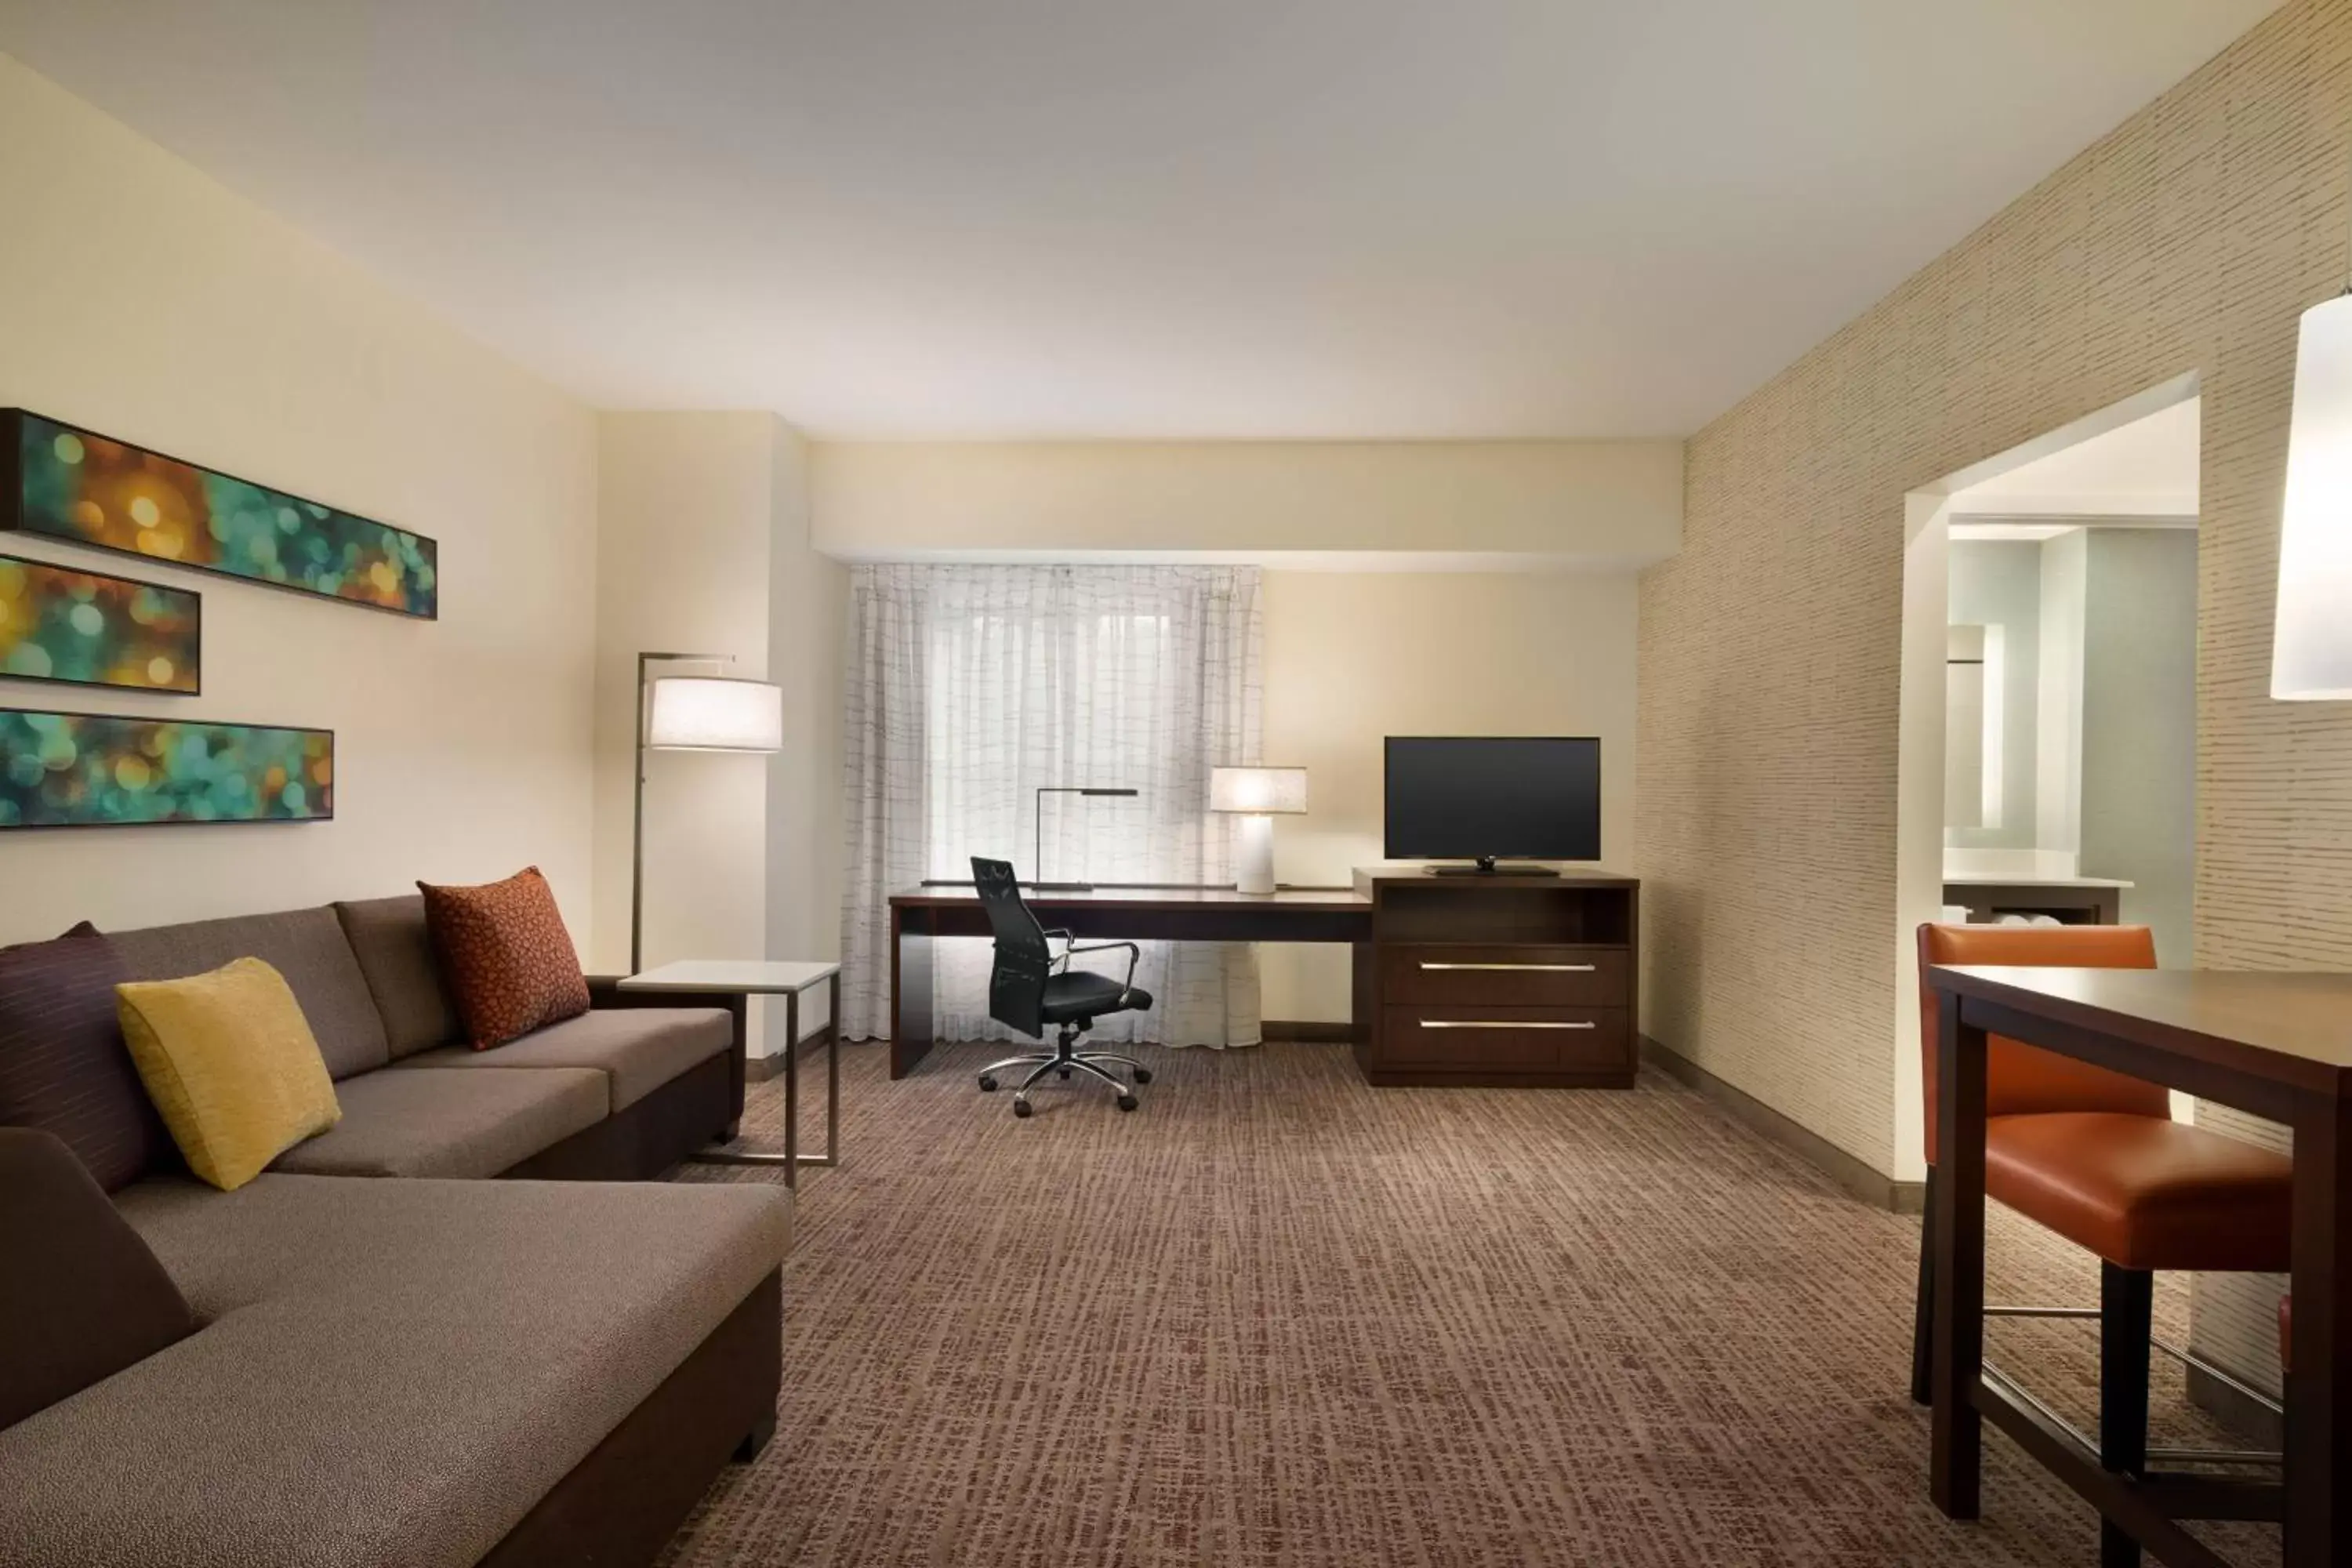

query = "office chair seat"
(1041, 971), (1152, 1024)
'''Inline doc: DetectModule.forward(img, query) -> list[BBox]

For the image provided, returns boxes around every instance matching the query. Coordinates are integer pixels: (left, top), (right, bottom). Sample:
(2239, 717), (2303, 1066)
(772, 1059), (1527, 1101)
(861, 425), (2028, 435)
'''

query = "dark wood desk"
(887, 873), (1642, 1087)
(885, 887), (1374, 1078)
(1926, 965), (2352, 1567)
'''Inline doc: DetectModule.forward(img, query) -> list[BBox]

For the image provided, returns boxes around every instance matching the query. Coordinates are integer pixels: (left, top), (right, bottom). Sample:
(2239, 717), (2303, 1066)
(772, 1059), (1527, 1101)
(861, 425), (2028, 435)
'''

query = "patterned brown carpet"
(666, 1041), (2278, 1567)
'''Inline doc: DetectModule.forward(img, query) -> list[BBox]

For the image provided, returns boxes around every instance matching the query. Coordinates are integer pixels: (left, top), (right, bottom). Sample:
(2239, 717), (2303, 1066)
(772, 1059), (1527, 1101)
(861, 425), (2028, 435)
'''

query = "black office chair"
(971, 857), (1155, 1116)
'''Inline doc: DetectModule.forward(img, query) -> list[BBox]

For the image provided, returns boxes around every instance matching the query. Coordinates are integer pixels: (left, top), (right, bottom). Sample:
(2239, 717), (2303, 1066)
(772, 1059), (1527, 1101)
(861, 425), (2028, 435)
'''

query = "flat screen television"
(1384, 736), (1601, 873)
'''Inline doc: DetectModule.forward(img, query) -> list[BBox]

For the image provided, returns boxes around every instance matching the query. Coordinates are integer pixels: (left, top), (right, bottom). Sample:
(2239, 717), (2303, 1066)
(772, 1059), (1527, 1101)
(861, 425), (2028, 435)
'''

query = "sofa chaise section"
(0, 1173), (789, 1568)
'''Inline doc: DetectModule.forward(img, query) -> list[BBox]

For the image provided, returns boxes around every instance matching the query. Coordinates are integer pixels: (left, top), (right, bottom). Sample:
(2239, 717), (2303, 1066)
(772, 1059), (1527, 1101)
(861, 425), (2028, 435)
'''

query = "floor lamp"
(632, 652), (784, 974)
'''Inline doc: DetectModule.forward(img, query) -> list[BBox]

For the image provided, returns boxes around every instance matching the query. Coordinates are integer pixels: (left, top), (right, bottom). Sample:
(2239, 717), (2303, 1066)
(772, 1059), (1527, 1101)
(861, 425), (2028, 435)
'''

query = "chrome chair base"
(978, 1024), (1150, 1116)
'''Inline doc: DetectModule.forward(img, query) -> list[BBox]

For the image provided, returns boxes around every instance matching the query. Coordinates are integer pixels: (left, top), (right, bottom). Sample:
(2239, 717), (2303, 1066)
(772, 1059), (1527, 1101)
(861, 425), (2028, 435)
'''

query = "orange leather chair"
(1913, 923), (2292, 1567)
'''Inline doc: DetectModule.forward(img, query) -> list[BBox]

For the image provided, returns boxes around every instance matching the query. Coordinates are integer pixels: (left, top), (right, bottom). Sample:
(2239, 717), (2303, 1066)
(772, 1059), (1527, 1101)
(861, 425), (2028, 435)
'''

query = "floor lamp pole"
(630, 648), (732, 975)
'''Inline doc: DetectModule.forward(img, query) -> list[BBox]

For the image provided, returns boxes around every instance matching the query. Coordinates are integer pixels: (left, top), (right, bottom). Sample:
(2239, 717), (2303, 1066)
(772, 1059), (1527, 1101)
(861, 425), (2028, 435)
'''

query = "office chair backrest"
(972, 857), (1051, 1038)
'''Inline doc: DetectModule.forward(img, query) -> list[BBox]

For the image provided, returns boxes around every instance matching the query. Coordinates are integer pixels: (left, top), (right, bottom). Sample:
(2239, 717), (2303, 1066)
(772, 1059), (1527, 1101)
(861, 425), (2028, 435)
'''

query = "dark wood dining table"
(1926, 964), (2352, 1567)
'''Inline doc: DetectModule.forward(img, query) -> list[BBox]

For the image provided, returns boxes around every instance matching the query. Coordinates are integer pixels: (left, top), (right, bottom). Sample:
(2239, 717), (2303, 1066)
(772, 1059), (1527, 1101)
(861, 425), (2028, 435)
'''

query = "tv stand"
(1425, 858), (1559, 877)
(1352, 869), (1639, 1087)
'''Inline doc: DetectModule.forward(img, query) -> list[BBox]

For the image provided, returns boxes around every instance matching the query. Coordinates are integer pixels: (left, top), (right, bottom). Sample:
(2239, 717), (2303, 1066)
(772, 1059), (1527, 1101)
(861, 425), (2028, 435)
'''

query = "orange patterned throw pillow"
(417, 868), (591, 1050)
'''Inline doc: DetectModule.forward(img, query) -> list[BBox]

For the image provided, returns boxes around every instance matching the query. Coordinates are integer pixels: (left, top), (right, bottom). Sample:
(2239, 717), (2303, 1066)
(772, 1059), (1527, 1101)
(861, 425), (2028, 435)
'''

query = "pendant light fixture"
(2272, 143), (2352, 701)
(2274, 290), (2352, 699)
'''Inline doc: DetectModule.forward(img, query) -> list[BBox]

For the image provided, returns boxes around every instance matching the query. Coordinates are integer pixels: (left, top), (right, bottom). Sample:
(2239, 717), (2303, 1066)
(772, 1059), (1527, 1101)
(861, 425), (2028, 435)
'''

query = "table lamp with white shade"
(1210, 765), (1308, 895)
(633, 652), (784, 972)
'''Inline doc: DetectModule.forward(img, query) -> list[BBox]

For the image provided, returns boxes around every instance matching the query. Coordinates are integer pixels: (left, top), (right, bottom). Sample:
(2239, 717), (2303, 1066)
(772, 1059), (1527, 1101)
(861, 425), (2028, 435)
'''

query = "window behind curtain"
(840, 564), (1265, 1045)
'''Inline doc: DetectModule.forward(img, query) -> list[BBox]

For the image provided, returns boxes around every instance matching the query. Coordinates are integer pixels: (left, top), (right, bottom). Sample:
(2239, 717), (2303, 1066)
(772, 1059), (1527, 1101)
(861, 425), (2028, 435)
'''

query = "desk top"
(620, 959), (839, 995)
(1929, 965), (2352, 1090)
(891, 884), (1371, 912)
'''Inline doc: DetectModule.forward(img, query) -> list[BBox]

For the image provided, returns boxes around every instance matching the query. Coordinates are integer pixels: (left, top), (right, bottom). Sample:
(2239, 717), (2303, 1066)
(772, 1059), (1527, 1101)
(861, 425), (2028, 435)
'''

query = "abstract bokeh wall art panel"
(0, 710), (332, 828)
(2, 410), (437, 619)
(0, 554), (201, 693)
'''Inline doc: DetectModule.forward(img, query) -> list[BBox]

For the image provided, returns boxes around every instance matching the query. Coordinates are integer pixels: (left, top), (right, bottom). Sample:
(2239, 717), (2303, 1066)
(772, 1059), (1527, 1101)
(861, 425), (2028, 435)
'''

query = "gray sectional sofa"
(0, 894), (790, 1568)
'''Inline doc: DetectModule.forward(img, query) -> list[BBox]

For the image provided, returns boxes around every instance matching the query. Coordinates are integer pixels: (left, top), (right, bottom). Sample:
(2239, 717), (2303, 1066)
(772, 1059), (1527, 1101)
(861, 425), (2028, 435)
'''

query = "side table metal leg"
(823, 1018), (840, 1163)
(688, 987), (808, 1176)
(809, 969), (841, 1168)
(684, 978), (842, 1178)
(782, 989), (800, 1185)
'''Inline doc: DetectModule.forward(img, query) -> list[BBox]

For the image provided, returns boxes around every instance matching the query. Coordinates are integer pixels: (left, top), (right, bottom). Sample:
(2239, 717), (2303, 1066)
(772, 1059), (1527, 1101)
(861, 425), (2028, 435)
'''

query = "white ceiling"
(0, 1), (2280, 438)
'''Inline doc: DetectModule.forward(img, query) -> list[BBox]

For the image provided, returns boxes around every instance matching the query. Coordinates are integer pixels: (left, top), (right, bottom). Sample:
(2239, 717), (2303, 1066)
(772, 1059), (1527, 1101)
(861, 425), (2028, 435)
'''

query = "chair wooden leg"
(1911, 1166), (1936, 1406)
(2100, 1261), (2153, 1567)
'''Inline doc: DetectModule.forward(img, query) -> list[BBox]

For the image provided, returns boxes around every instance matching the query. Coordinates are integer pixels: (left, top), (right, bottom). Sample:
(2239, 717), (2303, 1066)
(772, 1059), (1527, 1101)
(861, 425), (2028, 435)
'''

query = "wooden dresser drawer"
(1381, 1005), (1629, 1072)
(1382, 946), (1627, 1008)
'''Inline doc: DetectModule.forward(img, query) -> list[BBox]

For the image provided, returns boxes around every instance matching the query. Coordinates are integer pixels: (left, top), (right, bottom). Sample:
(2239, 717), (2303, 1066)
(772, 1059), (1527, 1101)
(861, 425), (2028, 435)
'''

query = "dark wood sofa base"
(477, 1268), (782, 1568)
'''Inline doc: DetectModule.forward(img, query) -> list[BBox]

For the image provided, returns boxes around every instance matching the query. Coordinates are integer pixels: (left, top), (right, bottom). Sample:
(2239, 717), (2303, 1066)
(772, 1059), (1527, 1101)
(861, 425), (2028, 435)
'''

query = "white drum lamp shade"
(2274, 293), (2352, 700)
(1210, 766), (1309, 815)
(1210, 766), (1308, 895)
(646, 676), (785, 751)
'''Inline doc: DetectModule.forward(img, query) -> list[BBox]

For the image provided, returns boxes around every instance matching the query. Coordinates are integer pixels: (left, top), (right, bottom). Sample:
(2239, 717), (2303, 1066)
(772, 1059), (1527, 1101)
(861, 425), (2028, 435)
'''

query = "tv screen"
(1384, 736), (1601, 862)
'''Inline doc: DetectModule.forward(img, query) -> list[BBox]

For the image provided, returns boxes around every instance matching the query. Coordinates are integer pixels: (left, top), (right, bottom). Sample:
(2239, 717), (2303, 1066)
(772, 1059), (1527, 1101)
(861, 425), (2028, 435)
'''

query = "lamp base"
(1236, 813), (1276, 895)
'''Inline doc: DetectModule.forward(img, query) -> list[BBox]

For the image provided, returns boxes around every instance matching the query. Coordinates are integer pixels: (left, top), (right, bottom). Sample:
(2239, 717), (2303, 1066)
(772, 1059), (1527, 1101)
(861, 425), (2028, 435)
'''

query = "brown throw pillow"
(0, 1127), (196, 1430)
(0, 923), (176, 1192)
(418, 868), (591, 1049)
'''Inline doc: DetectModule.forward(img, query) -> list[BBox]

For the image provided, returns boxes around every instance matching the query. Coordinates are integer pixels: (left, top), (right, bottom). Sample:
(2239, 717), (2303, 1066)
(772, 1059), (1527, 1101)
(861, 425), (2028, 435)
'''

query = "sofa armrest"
(1, 1129), (197, 1431)
(584, 979), (748, 1127)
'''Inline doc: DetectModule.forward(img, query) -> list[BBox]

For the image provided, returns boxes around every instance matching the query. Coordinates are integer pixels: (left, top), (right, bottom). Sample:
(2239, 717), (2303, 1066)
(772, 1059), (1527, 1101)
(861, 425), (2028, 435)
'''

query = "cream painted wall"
(804, 444), (1659, 1027)
(811, 440), (1681, 565)
(765, 426), (848, 1044)
(1259, 571), (1639, 1022)
(590, 412), (846, 1059)
(590, 413), (776, 977)
(0, 56), (599, 943)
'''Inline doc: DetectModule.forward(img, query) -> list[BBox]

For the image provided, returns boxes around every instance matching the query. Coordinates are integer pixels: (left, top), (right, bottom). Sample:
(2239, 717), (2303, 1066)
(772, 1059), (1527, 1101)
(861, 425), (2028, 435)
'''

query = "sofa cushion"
(332, 894), (460, 1058)
(0, 1129), (194, 1432)
(0, 923), (174, 1192)
(393, 1006), (731, 1111)
(269, 1066), (606, 1179)
(117, 958), (344, 1192)
(106, 907), (390, 1080)
(0, 1173), (788, 1568)
(419, 867), (591, 1050)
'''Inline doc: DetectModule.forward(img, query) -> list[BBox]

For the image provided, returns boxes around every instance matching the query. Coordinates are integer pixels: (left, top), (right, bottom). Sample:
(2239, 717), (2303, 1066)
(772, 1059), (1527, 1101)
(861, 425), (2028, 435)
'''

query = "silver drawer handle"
(1418, 1019), (1598, 1029)
(1417, 962), (1596, 972)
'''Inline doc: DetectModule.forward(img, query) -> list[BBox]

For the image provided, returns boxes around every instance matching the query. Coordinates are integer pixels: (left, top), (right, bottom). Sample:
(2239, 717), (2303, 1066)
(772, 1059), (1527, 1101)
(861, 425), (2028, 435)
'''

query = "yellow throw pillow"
(116, 957), (342, 1192)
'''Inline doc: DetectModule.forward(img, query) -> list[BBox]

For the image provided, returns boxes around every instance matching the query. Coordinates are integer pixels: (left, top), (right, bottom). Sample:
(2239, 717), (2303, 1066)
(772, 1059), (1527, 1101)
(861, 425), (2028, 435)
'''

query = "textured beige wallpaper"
(1637, 1), (2352, 1385)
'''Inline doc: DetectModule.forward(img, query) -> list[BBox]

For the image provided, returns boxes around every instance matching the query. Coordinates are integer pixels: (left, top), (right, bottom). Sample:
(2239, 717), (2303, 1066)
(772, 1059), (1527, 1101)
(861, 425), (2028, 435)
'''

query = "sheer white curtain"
(839, 564), (1265, 1046)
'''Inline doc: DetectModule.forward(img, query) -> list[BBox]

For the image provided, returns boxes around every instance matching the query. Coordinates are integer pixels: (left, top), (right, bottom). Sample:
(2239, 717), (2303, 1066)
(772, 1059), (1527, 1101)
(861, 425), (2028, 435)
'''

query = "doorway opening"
(1893, 374), (2201, 1176)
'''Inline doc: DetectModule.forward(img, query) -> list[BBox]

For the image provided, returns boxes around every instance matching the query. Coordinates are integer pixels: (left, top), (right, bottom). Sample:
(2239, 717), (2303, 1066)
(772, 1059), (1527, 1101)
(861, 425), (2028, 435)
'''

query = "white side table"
(619, 960), (840, 1185)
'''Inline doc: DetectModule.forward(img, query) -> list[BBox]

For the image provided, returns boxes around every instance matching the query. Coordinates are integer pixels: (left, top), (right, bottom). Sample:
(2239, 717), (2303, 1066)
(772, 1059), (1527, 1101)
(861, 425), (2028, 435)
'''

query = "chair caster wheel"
(978, 1076), (997, 1092)
(1132, 1068), (1152, 1084)
(1057, 1067), (1071, 1080)
(1013, 1099), (1034, 1119)
(1116, 1094), (1139, 1112)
